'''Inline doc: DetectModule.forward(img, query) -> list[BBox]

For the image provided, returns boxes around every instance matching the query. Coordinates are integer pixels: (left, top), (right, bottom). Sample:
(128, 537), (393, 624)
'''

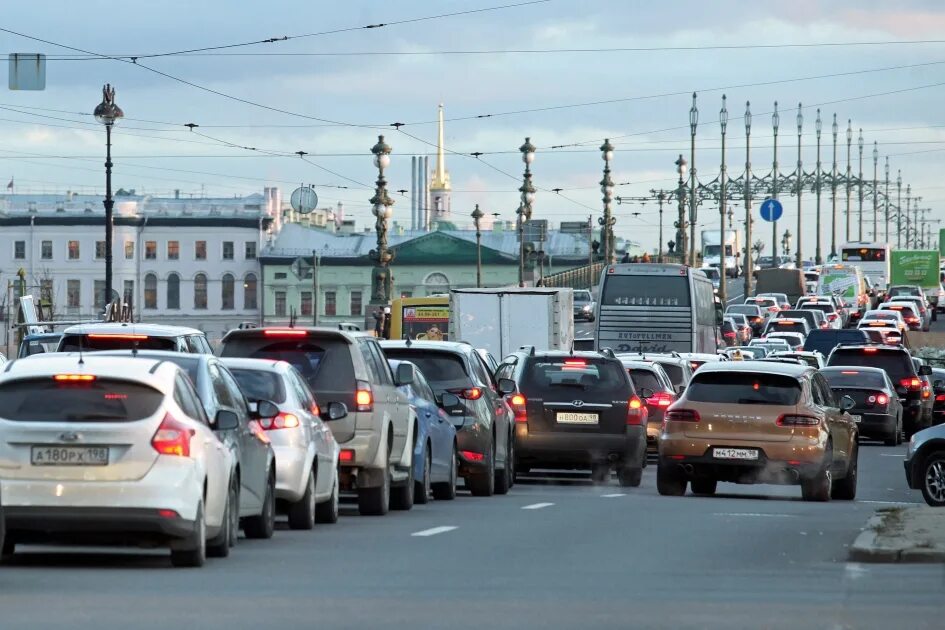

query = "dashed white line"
(411, 526), (458, 537)
(880, 454), (905, 458)
(522, 502), (555, 510)
(858, 500), (921, 505)
(712, 513), (797, 518)
(600, 493), (626, 498)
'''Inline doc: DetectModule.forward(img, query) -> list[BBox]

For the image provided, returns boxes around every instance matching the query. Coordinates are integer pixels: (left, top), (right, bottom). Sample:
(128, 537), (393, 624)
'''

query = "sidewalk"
(850, 506), (945, 563)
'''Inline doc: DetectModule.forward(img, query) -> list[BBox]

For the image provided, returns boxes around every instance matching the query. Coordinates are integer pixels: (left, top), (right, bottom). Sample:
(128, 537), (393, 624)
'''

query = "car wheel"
(287, 468), (317, 530)
(170, 501), (206, 568)
(467, 441), (496, 497)
(590, 463), (611, 485)
(617, 466), (643, 487)
(207, 477), (237, 557)
(690, 477), (717, 495)
(884, 417), (900, 447)
(0, 539), (13, 563)
(244, 471), (276, 538)
(494, 433), (512, 495)
(831, 446), (858, 501)
(390, 458), (415, 511)
(414, 445), (431, 505)
(432, 445), (458, 500)
(315, 473), (340, 524)
(801, 454), (832, 502)
(921, 451), (945, 507)
(656, 463), (687, 496)
(358, 445), (391, 516)
(507, 433), (516, 489)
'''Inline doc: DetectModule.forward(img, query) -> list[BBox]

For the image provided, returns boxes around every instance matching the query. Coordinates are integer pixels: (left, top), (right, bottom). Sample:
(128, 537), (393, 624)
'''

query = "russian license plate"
(712, 447), (759, 461)
(556, 412), (598, 425)
(851, 415), (862, 423)
(31, 446), (109, 466)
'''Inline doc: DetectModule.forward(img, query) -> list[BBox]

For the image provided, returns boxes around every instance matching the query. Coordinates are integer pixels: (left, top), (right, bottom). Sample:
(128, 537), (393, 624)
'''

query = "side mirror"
(839, 395), (856, 412)
(214, 409), (240, 431)
(920, 365), (933, 376)
(325, 401), (348, 421)
(254, 399), (280, 420)
(395, 362), (415, 386)
(497, 378), (516, 395)
(639, 387), (655, 400)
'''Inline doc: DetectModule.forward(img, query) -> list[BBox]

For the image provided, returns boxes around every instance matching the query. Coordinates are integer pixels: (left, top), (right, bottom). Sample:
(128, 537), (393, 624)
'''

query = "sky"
(3, 0), (945, 257)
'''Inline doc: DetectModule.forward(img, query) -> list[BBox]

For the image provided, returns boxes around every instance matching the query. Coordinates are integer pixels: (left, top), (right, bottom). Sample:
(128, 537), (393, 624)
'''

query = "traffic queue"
(1, 263), (945, 569)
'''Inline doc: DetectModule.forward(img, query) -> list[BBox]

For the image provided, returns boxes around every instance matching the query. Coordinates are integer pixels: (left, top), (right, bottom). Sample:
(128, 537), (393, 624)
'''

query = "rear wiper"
(555, 382), (587, 389)
(65, 413), (122, 421)
(736, 398), (773, 405)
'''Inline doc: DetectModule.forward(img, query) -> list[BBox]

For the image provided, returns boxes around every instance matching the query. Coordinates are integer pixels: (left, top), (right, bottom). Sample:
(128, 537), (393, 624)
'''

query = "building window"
(94, 280), (106, 310)
(325, 291), (337, 316)
(95, 240), (107, 260)
(221, 274), (234, 310)
(274, 272), (287, 280)
(41, 240), (52, 260)
(195, 241), (207, 260)
(167, 241), (179, 260)
(350, 291), (362, 316)
(244, 273), (257, 310)
(245, 241), (257, 260)
(68, 240), (80, 260)
(40, 279), (53, 304)
(401, 291), (413, 299)
(67, 279), (81, 308)
(125, 240), (134, 260)
(145, 241), (157, 260)
(167, 273), (180, 309)
(194, 273), (208, 309)
(300, 292), (312, 316)
(144, 274), (157, 309)
(275, 291), (287, 317)
(14, 241), (25, 260)
(222, 241), (234, 260)
(123, 280), (134, 304)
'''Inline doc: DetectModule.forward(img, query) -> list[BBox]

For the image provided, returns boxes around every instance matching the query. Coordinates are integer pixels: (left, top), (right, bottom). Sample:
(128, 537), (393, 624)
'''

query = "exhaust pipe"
(680, 464), (694, 475)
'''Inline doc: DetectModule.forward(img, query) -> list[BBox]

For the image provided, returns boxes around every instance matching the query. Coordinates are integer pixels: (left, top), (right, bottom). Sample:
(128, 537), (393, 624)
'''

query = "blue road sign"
(759, 198), (783, 222)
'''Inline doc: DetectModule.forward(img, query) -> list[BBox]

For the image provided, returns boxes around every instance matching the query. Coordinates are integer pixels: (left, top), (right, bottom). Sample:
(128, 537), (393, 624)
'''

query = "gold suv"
(657, 362), (859, 501)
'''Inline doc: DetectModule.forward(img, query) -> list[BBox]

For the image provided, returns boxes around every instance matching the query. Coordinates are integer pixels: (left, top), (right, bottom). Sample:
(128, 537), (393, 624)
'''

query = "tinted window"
(687, 371), (801, 405)
(656, 362), (684, 386)
(59, 334), (177, 352)
(803, 330), (869, 354)
(367, 342), (394, 386)
(0, 378), (164, 422)
(158, 355), (200, 386)
(574, 290), (592, 303)
(628, 368), (665, 393)
(826, 349), (914, 378)
(521, 357), (629, 394)
(601, 275), (690, 307)
(821, 369), (887, 389)
(230, 368), (287, 404)
(207, 362), (237, 409)
(800, 304), (835, 314)
(175, 374), (209, 424)
(220, 335), (354, 391)
(382, 350), (471, 391)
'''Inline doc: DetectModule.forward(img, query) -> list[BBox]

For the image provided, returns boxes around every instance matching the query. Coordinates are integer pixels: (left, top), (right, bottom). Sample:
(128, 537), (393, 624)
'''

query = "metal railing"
(539, 263), (604, 290)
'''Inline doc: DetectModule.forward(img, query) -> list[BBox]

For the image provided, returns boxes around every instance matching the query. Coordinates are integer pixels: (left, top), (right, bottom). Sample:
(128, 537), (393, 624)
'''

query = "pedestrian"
(641, 252), (651, 263)
(372, 308), (383, 336)
(382, 306), (392, 339)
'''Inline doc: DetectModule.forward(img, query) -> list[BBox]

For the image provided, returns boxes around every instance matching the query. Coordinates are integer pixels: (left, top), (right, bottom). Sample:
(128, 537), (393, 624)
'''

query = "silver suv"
(218, 327), (417, 516)
(58, 323), (213, 354)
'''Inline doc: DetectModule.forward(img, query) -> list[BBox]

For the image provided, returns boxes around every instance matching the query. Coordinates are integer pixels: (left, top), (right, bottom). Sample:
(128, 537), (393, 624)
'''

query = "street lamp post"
(657, 191), (666, 263)
(905, 185), (912, 249)
(743, 101), (753, 297)
(830, 114), (839, 258)
(857, 128), (864, 241)
(782, 230), (792, 260)
(600, 139), (616, 264)
(675, 155), (689, 266)
(884, 157), (890, 243)
(795, 103), (804, 269)
(369, 135), (395, 309)
(872, 142), (879, 241)
(896, 171), (902, 248)
(845, 120), (853, 242)
(771, 101), (780, 268)
(93, 84), (124, 312)
(719, 95), (729, 303)
(471, 204), (484, 288)
(815, 109), (823, 265)
(518, 138), (537, 287)
(689, 93), (699, 266)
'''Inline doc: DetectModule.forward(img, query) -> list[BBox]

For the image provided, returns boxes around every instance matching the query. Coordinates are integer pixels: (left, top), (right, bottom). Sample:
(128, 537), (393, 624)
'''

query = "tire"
(432, 445), (458, 501)
(390, 466), (415, 511)
(315, 473), (340, 524)
(884, 418), (900, 447)
(414, 445), (431, 505)
(590, 463), (611, 485)
(170, 502), (206, 568)
(656, 463), (687, 496)
(507, 434), (516, 489)
(358, 446), (391, 516)
(494, 434), (512, 495)
(244, 471), (276, 539)
(617, 466), (643, 488)
(467, 442), (496, 497)
(831, 446), (858, 501)
(207, 477), (238, 558)
(690, 477), (717, 495)
(920, 451), (945, 507)
(1, 540), (14, 563)
(287, 468), (317, 530)
(801, 455), (832, 502)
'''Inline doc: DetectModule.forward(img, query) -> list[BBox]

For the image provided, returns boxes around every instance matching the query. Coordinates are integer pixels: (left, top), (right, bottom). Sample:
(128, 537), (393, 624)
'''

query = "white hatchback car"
(222, 358), (342, 529)
(0, 355), (234, 567)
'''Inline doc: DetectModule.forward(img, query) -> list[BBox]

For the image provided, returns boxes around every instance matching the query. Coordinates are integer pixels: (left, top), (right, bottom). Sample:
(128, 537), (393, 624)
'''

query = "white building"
(0, 190), (277, 348)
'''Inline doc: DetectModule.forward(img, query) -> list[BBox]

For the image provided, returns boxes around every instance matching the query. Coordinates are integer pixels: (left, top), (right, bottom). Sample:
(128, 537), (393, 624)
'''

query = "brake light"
(627, 396), (646, 425)
(827, 313), (838, 321)
(356, 380), (373, 412)
(723, 331), (736, 339)
(752, 316), (763, 323)
(841, 370), (859, 375)
(867, 393), (889, 406)
(158, 509), (179, 519)
(647, 392), (674, 408)
(53, 374), (96, 382)
(87, 333), (148, 340)
(563, 359), (587, 367)
(665, 409), (700, 422)
(508, 393), (527, 423)
(863, 347), (878, 353)
(461, 450), (485, 462)
(151, 413), (195, 457)
(900, 377), (922, 391)
(449, 387), (482, 400)
(906, 316), (919, 324)
(263, 328), (307, 337)
(936, 394), (945, 402)
(776, 414), (820, 426)
(258, 412), (300, 430)
(339, 449), (355, 463)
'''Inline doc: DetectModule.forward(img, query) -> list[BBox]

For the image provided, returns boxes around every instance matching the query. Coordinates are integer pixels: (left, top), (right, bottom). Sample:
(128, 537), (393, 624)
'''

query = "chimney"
(174, 189), (180, 199)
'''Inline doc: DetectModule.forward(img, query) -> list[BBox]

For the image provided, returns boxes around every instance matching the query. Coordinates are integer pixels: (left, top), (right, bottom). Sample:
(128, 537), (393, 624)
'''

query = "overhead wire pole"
(872, 141), (879, 242)
(795, 103), (804, 268)
(884, 157), (890, 244)
(857, 128), (864, 241)
(896, 171), (903, 249)
(814, 109), (823, 265)
(743, 101), (753, 297)
(689, 93), (699, 267)
(831, 114), (839, 259)
(771, 101), (780, 268)
(845, 120), (853, 242)
(719, 95), (728, 304)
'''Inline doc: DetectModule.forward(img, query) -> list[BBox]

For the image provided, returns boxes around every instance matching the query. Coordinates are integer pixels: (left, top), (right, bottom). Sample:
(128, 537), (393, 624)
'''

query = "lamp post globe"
(94, 84), (123, 313)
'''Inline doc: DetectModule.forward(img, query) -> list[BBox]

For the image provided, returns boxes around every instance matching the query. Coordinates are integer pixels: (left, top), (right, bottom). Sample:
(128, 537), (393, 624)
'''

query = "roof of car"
(832, 343), (907, 352)
(1, 353), (178, 391)
(380, 340), (474, 354)
(218, 357), (288, 372)
(619, 359), (664, 371)
(693, 360), (811, 377)
(60, 322), (204, 336)
(616, 353), (689, 365)
(221, 326), (354, 343)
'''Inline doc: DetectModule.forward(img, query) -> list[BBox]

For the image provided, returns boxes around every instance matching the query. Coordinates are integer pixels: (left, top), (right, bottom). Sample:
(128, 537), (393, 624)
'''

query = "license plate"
(556, 412), (598, 425)
(852, 415), (862, 423)
(31, 446), (109, 466)
(712, 447), (759, 460)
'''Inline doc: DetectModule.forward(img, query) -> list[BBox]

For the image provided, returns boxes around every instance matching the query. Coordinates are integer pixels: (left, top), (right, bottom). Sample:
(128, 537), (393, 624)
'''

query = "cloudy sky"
(3, 0), (945, 255)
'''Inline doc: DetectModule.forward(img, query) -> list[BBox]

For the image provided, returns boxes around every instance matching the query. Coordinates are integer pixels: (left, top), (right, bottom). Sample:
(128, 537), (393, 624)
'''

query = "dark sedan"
(821, 366), (903, 445)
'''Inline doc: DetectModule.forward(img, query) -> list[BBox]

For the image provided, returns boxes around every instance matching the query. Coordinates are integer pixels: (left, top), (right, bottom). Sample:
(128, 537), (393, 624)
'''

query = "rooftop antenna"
(77, 323), (85, 366)
(405, 334), (412, 348)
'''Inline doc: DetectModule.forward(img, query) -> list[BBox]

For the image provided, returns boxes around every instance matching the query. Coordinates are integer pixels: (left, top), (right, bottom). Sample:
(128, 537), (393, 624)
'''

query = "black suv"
(380, 340), (515, 497)
(496, 349), (647, 486)
(826, 344), (933, 437)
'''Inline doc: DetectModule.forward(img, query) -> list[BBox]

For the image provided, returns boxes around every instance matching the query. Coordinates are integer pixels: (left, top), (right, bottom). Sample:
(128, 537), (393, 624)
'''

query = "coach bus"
(839, 241), (890, 288)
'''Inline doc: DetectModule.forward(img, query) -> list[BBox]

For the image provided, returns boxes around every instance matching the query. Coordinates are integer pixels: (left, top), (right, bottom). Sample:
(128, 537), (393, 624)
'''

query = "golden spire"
(430, 103), (451, 191)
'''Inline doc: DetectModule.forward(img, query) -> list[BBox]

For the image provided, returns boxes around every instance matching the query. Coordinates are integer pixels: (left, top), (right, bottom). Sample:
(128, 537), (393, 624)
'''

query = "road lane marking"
(712, 513), (797, 518)
(879, 454), (905, 457)
(411, 526), (458, 537)
(522, 502), (554, 510)
(601, 493), (626, 498)
(858, 500), (921, 505)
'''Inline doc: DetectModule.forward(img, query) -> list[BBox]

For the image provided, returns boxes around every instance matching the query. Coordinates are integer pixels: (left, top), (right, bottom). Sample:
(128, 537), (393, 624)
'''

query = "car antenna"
(405, 334), (412, 348)
(77, 324), (85, 366)
(569, 339), (574, 356)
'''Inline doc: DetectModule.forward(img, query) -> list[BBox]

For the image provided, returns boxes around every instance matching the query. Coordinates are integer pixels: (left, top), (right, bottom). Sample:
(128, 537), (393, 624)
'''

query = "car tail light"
(450, 387), (483, 400)
(776, 414), (820, 426)
(53, 374), (96, 382)
(263, 328), (307, 337)
(258, 412), (300, 430)
(461, 450), (484, 462)
(157, 509), (179, 519)
(867, 393), (889, 406)
(768, 306), (779, 313)
(627, 396), (646, 425)
(356, 380), (373, 412)
(724, 331), (736, 339)
(752, 316), (763, 323)
(665, 409), (700, 422)
(923, 387), (932, 400)
(936, 394), (945, 402)
(508, 393), (527, 423)
(310, 402), (320, 416)
(863, 347), (878, 353)
(647, 391), (674, 408)
(87, 333), (149, 340)
(827, 313), (839, 322)
(339, 449), (355, 463)
(900, 377), (922, 391)
(151, 413), (195, 457)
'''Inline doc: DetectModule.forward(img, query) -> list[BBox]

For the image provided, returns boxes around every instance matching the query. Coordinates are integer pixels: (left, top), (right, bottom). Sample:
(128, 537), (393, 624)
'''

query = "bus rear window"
(601, 276), (690, 307)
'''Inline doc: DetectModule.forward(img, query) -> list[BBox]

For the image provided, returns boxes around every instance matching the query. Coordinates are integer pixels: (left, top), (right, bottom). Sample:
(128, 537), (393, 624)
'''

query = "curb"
(849, 530), (902, 563)
(849, 507), (945, 564)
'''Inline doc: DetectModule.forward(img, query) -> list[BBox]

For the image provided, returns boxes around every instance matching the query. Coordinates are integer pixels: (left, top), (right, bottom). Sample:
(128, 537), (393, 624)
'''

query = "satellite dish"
(290, 186), (318, 215)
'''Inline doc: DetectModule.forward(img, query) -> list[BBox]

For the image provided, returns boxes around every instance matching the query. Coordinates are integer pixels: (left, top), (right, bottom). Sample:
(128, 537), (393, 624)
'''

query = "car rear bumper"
(514, 424), (646, 467)
(3, 506), (196, 543)
(272, 444), (312, 502)
(851, 412), (897, 438)
(658, 448), (823, 484)
(455, 420), (497, 474)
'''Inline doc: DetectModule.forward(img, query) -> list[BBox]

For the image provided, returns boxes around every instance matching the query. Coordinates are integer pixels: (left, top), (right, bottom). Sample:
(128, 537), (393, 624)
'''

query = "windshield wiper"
(736, 398), (774, 405)
(554, 382), (587, 389)
(65, 413), (123, 421)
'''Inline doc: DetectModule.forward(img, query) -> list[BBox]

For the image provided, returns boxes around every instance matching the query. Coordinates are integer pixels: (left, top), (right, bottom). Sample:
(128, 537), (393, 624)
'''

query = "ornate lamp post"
(675, 155), (689, 266)
(518, 137), (536, 287)
(369, 135), (395, 308)
(795, 103), (804, 269)
(719, 95), (729, 303)
(830, 113), (839, 258)
(743, 101), (753, 297)
(857, 128), (864, 241)
(845, 120), (853, 241)
(689, 93), (699, 266)
(657, 191), (666, 263)
(872, 142), (879, 241)
(600, 138), (616, 264)
(771, 101), (780, 268)
(471, 204), (484, 287)
(815, 109), (823, 265)
(93, 84), (124, 311)
(782, 230), (792, 259)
